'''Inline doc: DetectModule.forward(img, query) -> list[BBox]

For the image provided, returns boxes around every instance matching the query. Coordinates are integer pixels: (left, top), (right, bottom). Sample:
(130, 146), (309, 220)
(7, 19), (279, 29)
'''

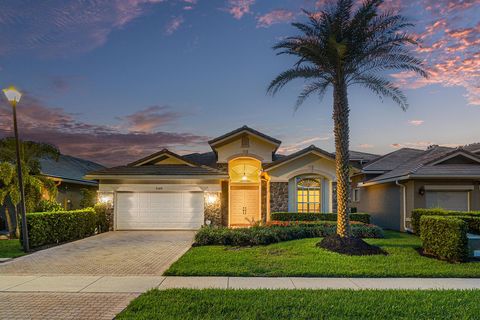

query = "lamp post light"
(2, 86), (29, 252)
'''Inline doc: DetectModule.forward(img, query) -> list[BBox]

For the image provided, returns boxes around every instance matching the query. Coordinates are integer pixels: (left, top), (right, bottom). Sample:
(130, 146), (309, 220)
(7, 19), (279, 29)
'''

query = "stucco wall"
(357, 182), (402, 230)
(267, 154), (336, 182)
(57, 182), (97, 210)
(215, 135), (277, 163)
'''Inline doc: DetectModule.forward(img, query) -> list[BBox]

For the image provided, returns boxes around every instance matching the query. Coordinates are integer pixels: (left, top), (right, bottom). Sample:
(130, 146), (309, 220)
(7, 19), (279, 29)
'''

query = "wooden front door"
(230, 185), (259, 226)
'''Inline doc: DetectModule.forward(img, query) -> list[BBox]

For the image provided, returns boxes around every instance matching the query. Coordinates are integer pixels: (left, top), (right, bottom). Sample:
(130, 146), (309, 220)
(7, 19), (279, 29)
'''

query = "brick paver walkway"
(0, 231), (194, 275)
(0, 292), (137, 320)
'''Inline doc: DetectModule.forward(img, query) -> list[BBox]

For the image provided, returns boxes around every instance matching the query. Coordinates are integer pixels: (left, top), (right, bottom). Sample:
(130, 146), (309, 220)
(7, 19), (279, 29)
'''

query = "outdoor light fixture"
(206, 193), (218, 205)
(98, 193), (114, 204)
(241, 164), (248, 182)
(2, 86), (29, 252)
(3, 86), (22, 103)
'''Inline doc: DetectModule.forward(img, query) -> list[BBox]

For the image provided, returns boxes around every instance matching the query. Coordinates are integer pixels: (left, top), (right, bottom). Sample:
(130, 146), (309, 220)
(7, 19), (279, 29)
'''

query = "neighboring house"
(40, 155), (105, 210)
(353, 146), (480, 231)
(0, 154), (104, 236)
(86, 126), (377, 231)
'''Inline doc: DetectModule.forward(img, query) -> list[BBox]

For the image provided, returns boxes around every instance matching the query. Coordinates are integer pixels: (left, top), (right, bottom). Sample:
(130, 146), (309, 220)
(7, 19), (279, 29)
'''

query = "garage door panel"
(116, 192), (204, 230)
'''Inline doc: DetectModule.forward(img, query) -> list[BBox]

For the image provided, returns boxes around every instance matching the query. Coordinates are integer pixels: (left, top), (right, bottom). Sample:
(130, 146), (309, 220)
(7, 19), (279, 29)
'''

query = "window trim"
(296, 177), (322, 213)
(352, 188), (360, 202)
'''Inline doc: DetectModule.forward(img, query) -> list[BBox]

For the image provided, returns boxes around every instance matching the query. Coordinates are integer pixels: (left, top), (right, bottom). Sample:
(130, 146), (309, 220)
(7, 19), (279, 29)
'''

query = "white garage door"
(426, 191), (469, 211)
(116, 192), (204, 230)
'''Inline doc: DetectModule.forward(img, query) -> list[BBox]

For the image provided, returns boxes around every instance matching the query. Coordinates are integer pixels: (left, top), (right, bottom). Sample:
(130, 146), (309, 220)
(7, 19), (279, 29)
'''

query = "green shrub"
(35, 199), (63, 212)
(194, 223), (383, 246)
(271, 212), (370, 224)
(94, 203), (113, 232)
(21, 207), (109, 248)
(412, 209), (480, 235)
(420, 216), (468, 263)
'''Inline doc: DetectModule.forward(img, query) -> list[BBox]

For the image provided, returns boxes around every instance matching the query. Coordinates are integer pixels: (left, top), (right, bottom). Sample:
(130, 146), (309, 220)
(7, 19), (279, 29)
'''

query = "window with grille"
(296, 178), (321, 213)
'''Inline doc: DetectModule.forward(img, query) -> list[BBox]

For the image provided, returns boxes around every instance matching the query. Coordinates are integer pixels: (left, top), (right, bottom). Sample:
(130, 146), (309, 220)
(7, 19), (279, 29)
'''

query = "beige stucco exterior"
(356, 178), (480, 231)
(214, 135), (277, 163)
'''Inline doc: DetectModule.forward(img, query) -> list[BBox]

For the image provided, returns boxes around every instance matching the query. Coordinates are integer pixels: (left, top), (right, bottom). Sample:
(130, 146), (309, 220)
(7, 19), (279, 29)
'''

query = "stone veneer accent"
(270, 182), (288, 212)
(204, 192), (222, 226)
(98, 192), (114, 230)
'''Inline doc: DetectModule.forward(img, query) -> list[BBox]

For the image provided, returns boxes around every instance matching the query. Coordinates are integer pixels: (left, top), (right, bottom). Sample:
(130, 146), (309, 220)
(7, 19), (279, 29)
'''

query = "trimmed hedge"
(412, 209), (480, 235)
(194, 222), (384, 246)
(271, 212), (370, 224)
(21, 208), (108, 248)
(420, 216), (469, 263)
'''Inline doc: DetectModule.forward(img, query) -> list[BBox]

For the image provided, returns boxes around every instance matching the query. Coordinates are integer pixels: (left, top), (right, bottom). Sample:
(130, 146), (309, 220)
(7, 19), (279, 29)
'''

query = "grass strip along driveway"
(0, 240), (25, 259)
(165, 231), (480, 277)
(117, 289), (480, 320)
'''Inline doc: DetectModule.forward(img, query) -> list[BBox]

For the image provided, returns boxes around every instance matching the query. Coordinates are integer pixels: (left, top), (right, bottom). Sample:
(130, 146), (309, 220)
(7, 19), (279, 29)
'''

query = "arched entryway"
(228, 157), (262, 226)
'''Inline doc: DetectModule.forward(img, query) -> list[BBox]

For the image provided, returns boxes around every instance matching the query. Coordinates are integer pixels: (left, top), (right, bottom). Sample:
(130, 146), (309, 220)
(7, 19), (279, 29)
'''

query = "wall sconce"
(206, 193), (219, 205)
(418, 187), (425, 196)
(98, 193), (114, 204)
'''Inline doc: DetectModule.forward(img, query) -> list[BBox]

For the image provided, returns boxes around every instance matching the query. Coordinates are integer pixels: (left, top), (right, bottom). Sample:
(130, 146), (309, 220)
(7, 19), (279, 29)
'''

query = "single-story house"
(86, 126), (376, 231)
(39, 155), (105, 210)
(353, 145), (480, 231)
(0, 154), (104, 237)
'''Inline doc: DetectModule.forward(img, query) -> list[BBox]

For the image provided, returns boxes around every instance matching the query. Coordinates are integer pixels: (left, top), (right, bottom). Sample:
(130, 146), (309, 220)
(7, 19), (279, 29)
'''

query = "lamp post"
(2, 86), (29, 252)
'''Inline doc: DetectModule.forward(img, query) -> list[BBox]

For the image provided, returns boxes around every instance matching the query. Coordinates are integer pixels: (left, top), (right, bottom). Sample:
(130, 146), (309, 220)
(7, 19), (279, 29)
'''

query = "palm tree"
(268, 0), (427, 239)
(0, 138), (60, 236)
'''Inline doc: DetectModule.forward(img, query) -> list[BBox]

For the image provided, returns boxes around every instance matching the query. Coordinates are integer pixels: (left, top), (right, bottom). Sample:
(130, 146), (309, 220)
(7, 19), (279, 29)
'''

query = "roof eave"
(84, 174), (229, 180)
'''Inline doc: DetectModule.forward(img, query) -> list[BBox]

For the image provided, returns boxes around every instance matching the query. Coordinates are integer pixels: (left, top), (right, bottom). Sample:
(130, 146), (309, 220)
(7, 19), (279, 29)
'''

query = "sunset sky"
(0, 0), (479, 166)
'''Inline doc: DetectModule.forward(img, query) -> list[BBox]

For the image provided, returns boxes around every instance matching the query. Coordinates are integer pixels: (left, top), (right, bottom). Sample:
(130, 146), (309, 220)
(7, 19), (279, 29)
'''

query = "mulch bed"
(317, 234), (387, 256)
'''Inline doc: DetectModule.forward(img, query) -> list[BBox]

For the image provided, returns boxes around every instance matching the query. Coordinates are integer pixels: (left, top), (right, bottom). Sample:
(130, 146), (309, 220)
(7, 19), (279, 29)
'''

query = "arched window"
(296, 177), (321, 213)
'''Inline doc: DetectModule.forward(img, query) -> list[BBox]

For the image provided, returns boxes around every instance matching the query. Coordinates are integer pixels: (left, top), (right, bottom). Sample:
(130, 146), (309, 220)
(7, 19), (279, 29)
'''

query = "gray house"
(353, 145), (480, 231)
(0, 155), (104, 237)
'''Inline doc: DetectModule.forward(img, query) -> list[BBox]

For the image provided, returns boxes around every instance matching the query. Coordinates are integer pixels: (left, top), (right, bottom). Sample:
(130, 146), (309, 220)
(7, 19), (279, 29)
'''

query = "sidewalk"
(2, 275), (480, 292)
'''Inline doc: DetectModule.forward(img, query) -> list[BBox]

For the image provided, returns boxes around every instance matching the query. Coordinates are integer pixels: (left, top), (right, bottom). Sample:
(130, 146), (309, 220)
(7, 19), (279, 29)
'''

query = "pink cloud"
(256, 10), (295, 28)
(120, 106), (180, 132)
(165, 15), (184, 35)
(226, 0), (255, 19)
(408, 120), (425, 126)
(358, 144), (374, 149)
(0, 94), (207, 166)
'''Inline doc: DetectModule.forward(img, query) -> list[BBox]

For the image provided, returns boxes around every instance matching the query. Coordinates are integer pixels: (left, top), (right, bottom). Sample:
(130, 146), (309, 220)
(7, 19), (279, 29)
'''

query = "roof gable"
(264, 145), (335, 171)
(208, 125), (281, 149)
(128, 149), (197, 167)
(427, 149), (480, 166)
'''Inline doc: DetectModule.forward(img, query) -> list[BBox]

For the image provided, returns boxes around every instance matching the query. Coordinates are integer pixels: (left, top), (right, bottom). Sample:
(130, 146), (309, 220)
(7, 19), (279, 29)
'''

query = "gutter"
(395, 180), (412, 232)
(84, 174), (229, 180)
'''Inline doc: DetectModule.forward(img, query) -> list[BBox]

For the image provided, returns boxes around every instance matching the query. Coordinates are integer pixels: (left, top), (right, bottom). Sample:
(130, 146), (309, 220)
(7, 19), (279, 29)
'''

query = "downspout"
(395, 180), (411, 232)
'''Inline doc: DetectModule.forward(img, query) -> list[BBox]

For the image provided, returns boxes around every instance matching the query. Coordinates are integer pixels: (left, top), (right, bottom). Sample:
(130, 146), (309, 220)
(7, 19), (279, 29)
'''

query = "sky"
(0, 0), (479, 166)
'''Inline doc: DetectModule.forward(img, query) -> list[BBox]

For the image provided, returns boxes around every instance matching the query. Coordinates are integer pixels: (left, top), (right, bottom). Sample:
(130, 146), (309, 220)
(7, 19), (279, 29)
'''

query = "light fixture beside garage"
(206, 193), (219, 205)
(98, 192), (114, 204)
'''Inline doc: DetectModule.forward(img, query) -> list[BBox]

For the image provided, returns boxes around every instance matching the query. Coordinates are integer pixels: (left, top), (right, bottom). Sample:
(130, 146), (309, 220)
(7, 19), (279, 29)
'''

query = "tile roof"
(87, 164), (227, 177)
(40, 155), (105, 185)
(362, 148), (425, 172)
(183, 152), (218, 169)
(464, 142), (480, 153)
(208, 125), (281, 146)
(366, 146), (480, 183)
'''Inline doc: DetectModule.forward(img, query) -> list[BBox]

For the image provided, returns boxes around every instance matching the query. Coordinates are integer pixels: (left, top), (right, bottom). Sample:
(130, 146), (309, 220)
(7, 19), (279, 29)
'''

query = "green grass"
(117, 289), (480, 320)
(0, 239), (25, 258)
(165, 231), (480, 277)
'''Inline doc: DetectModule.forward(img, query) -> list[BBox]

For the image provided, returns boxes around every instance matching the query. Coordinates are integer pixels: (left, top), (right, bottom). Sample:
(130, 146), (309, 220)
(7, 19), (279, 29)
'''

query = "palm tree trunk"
(333, 79), (351, 238)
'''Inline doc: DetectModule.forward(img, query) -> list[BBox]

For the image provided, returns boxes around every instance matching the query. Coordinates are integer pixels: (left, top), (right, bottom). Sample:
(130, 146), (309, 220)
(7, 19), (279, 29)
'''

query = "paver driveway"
(0, 231), (194, 275)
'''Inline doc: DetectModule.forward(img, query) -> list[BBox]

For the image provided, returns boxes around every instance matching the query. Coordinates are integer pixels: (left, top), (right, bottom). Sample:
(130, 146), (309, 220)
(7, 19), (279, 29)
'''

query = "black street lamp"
(3, 86), (29, 252)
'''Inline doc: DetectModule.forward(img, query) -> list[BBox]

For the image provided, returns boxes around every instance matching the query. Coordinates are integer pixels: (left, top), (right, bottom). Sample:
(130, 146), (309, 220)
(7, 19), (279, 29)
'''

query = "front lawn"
(165, 231), (480, 277)
(117, 289), (480, 320)
(0, 239), (25, 258)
